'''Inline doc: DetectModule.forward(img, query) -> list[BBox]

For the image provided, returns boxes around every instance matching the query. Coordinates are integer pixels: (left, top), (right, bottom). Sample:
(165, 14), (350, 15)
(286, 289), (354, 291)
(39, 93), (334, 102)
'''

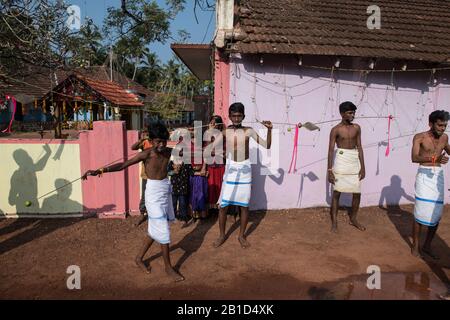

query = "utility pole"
(110, 46), (113, 82)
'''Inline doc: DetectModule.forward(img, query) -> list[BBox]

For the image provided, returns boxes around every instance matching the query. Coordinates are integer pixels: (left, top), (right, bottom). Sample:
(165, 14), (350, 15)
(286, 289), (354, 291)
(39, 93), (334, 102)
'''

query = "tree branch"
(121, 0), (143, 24)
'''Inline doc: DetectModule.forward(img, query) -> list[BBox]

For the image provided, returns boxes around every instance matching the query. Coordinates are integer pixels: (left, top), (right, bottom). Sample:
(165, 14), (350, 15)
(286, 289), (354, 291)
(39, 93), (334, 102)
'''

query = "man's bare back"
(142, 147), (172, 180)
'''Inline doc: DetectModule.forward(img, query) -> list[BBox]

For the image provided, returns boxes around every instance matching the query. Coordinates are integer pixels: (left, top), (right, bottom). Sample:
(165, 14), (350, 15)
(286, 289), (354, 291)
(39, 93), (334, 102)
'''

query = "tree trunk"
(132, 56), (139, 81)
(54, 102), (62, 139)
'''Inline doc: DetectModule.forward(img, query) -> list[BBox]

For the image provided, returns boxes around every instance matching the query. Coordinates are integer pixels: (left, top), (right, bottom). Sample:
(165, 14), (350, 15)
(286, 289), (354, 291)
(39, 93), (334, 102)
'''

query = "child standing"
(206, 115), (226, 215)
(168, 160), (192, 223)
(190, 163), (208, 220)
(189, 132), (208, 220)
(131, 129), (152, 226)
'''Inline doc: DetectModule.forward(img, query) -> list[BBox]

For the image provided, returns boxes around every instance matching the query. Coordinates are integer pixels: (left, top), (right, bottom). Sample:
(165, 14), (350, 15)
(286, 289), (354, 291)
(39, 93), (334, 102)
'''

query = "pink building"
(173, 0), (450, 210)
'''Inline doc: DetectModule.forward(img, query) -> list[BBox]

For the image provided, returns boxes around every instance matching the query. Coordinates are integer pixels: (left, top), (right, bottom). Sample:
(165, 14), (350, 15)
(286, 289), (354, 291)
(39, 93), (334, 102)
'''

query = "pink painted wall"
(214, 50), (230, 124)
(218, 54), (450, 210)
(2, 122), (152, 218)
(126, 130), (140, 216)
(79, 121), (140, 218)
(0, 139), (79, 145)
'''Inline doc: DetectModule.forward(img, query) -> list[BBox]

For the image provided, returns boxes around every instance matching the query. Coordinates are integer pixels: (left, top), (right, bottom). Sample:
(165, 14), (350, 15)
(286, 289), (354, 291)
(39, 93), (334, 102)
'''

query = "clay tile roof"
(0, 64), (153, 106)
(231, 0), (450, 63)
(75, 66), (155, 100)
(76, 75), (144, 107)
(0, 66), (70, 104)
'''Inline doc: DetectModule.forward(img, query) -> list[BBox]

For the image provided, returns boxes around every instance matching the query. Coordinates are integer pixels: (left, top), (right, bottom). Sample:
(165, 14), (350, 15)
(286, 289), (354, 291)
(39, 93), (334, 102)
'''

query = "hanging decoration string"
(288, 124), (300, 174)
(385, 115), (393, 156)
(1, 95), (17, 133)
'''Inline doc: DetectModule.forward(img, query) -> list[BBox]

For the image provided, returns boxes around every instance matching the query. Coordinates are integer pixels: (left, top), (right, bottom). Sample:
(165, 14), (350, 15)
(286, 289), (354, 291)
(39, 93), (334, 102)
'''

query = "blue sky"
(69, 0), (215, 63)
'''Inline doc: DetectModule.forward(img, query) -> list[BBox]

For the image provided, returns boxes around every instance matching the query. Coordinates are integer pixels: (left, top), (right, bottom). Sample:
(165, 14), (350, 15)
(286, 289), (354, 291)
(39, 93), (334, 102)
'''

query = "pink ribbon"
(1, 95), (16, 133)
(288, 125), (299, 173)
(385, 115), (393, 157)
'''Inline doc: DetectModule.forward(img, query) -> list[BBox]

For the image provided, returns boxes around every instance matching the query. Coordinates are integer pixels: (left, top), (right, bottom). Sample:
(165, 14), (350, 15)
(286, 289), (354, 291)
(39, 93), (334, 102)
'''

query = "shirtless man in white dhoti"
(82, 122), (184, 282)
(211, 102), (272, 249)
(411, 110), (449, 259)
(328, 101), (366, 233)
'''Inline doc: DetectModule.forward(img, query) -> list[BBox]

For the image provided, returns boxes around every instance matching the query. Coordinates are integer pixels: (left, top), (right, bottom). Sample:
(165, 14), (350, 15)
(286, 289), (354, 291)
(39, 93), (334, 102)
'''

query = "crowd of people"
(81, 101), (450, 300)
(134, 115), (230, 227)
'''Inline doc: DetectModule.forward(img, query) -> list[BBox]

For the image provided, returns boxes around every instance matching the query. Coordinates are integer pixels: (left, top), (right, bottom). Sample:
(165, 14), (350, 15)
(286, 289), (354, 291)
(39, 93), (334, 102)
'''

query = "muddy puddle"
(155, 271), (449, 300)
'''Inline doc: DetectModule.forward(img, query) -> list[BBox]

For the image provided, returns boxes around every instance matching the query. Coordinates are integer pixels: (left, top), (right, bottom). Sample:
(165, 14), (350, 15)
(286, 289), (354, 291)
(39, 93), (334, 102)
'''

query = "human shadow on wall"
(375, 142), (389, 176)
(297, 171), (319, 207)
(1, 178), (115, 255)
(52, 140), (66, 161)
(379, 175), (450, 288)
(2, 147), (53, 243)
(8, 146), (51, 215)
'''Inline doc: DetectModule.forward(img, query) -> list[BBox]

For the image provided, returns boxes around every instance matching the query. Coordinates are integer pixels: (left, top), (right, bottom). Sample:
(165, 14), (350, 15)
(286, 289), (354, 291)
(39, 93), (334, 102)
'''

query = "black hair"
(429, 110), (450, 124)
(147, 121), (169, 140)
(339, 101), (357, 113)
(229, 102), (245, 115)
(210, 115), (224, 130)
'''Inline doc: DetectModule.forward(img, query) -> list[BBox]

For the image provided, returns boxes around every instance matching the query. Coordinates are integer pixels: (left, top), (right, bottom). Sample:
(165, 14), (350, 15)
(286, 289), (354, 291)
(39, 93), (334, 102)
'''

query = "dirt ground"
(0, 205), (449, 300)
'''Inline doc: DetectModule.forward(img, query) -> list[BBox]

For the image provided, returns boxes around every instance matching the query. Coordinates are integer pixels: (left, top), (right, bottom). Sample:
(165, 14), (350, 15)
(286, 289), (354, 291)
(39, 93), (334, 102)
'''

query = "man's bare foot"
(331, 224), (338, 233)
(135, 215), (147, 227)
(349, 219), (366, 231)
(213, 235), (226, 248)
(238, 236), (251, 249)
(135, 258), (151, 274)
(438, 291), (450, 300)
(165, 267), (184, 282)
(422, 247), (439, 260)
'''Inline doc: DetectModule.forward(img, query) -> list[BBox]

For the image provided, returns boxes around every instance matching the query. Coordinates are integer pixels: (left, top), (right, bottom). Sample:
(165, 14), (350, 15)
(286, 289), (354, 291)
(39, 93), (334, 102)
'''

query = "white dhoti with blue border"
(414, 166), (445, 227)
(218, 159), (252, 208)
(145, 178), (175, 244)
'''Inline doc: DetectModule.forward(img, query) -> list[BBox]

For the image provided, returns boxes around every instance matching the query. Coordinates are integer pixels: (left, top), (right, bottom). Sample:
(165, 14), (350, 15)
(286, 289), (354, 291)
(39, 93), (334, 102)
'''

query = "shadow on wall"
(1, 173), (87, 255)
(297, 171), (319, 207)
(8, 146), (52, 214)
(40, 178), (84, 214)
(379, 175), (450, 289)
(1, 176), (115, 255)
(250, 147), (285, 210)
(210, 147), (286, 241)
(2, 146), (116, 255)
(7, 146), (113, 215)
(379, 175), (415, 207)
